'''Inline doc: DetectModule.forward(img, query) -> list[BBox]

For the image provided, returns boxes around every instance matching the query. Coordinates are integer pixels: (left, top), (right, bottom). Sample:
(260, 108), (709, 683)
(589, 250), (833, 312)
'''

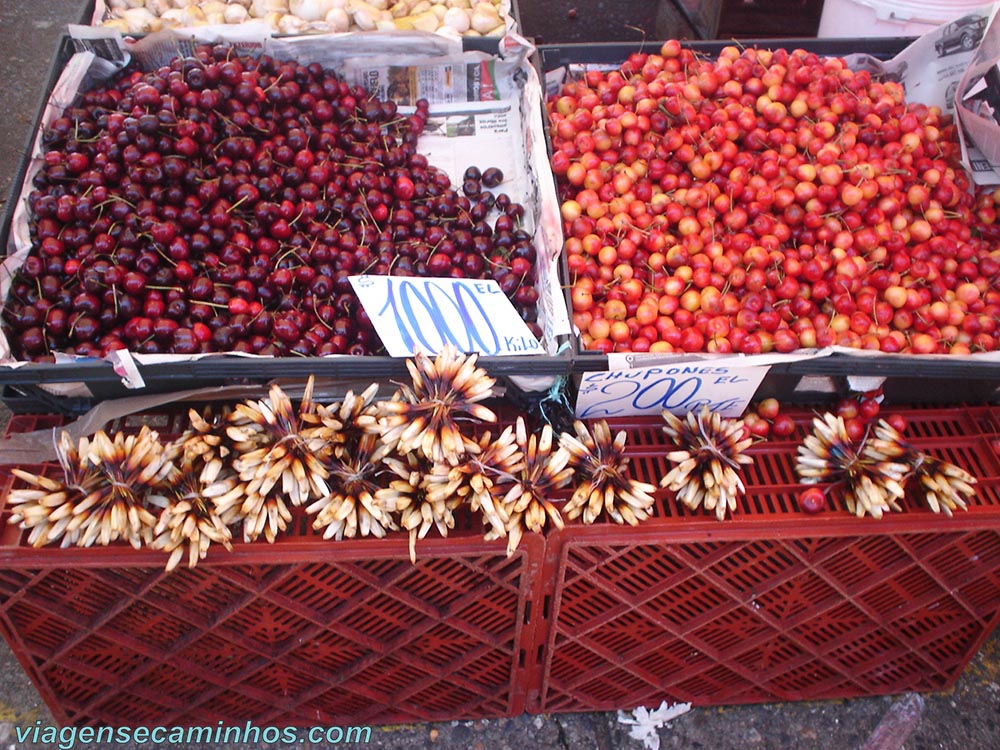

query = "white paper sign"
(575, 364), (770, 419)
(349, 275), (543, 357)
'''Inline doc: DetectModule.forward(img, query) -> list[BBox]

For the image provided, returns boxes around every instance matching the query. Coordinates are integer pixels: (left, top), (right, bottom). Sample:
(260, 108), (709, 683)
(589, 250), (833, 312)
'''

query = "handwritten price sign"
(575, 363), (769, 418)
(350, 275), (543, 357)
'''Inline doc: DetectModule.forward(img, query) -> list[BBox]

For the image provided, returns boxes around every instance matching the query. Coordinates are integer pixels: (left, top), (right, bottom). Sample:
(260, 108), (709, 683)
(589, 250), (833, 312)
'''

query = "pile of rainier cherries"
(548, 41), (1000, 355)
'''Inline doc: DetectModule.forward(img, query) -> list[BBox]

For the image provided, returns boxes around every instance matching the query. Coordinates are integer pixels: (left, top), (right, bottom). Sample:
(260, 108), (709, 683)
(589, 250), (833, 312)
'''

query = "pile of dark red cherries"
(4, 44), (540, 360)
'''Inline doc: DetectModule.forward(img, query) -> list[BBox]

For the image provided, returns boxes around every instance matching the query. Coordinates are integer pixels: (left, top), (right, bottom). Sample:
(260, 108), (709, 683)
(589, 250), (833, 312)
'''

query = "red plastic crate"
(0, 542), (543, 727)
(3, 406), (1000, 724)
(0, 411), (543, 727)
(529, 407), (1000, 714)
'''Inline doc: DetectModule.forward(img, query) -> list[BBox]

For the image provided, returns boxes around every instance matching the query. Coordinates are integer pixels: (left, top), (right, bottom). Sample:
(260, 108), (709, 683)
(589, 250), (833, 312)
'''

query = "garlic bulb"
(290, 0), (336, 21)
(435, 24), (462, 40)
(101, 18), (132, 32)
(442, 4), (467, 30)
(251, 0), (289, 17)
(390, 0), (413, 18)
(224, 3), (250, 22)
(410, 9), (439, 30)
(278, 12), (309, 32)
(159, 8), (186, 25)
(121, 7), (160, 32)
(325, 6), (350, 30)
(351, 3), (378, 29)
(180, 5), (207, 23)
(470, 2), (499, 33)
(145, 0), (172, 15)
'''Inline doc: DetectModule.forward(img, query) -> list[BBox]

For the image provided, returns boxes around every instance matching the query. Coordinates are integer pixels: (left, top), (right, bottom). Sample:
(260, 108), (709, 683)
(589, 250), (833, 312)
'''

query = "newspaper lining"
(850, 1), (1000, 185)
(954, 3), (1000, 184)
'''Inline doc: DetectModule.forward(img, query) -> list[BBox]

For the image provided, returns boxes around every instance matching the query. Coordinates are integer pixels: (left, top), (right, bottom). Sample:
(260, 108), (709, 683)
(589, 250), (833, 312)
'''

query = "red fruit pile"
(548, 41), (1000, 355)
(744, 397), (796, 439)
(745, 390), (907, 443)
(4, 44), (539, 361)
(830, 389), (907, 441)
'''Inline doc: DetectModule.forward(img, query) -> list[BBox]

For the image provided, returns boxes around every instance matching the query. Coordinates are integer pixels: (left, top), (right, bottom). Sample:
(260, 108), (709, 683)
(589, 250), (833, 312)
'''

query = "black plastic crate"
(1, 384), (94, 417)
(0, 35), (74, 282)
(539, 38), (1000, 396)
(0, 31), (569, 413)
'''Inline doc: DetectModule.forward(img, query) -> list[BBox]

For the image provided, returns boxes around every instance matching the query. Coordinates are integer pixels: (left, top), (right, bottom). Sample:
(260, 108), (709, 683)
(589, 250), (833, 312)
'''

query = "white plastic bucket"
(818, 0), (987, 38)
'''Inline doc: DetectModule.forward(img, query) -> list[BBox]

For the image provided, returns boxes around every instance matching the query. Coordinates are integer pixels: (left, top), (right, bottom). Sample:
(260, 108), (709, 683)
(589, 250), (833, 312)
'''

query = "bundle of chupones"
(7, 345), (656, 570)
(795, 413), (977, 518)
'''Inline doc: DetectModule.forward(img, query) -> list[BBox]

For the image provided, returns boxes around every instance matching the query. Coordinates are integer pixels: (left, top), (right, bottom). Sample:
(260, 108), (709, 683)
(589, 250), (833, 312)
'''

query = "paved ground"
(0, 3), (999, 749)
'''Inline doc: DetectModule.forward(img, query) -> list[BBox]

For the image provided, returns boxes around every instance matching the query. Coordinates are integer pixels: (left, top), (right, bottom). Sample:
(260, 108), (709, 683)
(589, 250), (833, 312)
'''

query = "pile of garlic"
(100, 0), (512, 39)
